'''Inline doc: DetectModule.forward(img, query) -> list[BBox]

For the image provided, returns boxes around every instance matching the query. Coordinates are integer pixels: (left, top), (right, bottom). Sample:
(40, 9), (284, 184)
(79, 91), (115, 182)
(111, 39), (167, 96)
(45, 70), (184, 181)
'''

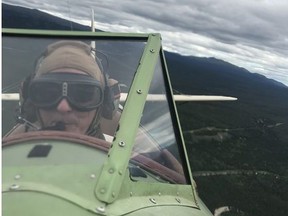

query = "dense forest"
(165, 52), (288, 215)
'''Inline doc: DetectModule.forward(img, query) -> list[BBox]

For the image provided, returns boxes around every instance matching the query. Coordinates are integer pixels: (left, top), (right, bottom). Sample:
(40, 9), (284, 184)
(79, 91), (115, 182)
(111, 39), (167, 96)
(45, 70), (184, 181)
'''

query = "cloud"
(3, 0), (288, 85)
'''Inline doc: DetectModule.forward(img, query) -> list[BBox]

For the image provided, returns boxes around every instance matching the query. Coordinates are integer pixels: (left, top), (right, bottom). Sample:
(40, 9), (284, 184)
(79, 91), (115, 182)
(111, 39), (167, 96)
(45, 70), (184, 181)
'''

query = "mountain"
(2, 3), (288, 216)
(2, 3), (91, 31)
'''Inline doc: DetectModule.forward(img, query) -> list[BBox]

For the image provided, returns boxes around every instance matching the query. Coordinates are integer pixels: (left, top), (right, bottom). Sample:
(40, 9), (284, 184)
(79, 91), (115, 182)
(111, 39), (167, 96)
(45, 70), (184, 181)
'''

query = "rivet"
(14, 174), (21, 180)
(119, 141), (125, 147)
(112, 192), (116, 198)
(90, 174), (96, 179)
(150, 49), (155, 53)
(96, 206), (105, 213)
(100, 188), (106, 194)
(130, 192), (133, 197)
(136, 89), (142, 94)
(158, 192), (161, 196)
(118, 170), (123, 175)
(109, 168), (114, 174)
(10, 184), (20, 190)
(149, 198), (157, 204)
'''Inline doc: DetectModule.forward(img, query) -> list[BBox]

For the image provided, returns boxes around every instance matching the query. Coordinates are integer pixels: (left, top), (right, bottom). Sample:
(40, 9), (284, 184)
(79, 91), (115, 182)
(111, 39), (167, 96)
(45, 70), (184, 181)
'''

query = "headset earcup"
(102, 78), (121, 120)
(19, 74), (37, 122)
(20, 74), (32, 101)
(102, 87), (114, 119)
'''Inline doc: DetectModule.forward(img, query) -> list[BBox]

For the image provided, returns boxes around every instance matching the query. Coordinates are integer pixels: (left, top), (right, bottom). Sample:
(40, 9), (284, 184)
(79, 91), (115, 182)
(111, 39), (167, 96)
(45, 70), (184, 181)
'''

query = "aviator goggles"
(28, 73), (104, 111)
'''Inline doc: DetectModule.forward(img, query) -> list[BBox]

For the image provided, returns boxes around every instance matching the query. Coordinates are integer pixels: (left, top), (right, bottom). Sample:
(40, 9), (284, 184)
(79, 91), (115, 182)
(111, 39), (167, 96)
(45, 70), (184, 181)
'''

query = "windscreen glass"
(3, 35), (187, 184)
(2, 36), (146, 139)
(131, 57), (187, 184)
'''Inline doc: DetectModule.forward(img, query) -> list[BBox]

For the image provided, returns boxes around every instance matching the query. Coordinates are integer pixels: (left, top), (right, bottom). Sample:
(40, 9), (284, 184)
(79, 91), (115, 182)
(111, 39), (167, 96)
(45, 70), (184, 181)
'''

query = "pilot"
(6, 40), (120, 139)
(5, 40), (184, 177)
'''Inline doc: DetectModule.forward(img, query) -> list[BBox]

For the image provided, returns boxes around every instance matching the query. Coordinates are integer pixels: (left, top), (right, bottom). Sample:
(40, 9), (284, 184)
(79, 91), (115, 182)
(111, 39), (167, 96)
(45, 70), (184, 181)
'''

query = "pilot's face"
(38, 69), (97, 134)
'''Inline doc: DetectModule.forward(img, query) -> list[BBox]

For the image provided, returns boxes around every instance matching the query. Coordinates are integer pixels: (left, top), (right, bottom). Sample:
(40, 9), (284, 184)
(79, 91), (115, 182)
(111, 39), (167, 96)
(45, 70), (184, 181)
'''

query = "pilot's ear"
(102, 78), (121, 119)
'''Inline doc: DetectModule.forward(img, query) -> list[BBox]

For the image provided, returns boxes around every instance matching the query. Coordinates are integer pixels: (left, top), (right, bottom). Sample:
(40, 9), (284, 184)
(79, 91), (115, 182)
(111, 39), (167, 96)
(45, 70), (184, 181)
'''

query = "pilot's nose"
(57, 98), (72, 112)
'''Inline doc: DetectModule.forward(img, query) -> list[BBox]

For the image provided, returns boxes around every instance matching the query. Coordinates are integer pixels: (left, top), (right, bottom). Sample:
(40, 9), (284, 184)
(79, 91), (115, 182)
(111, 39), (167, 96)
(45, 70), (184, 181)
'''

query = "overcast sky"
(3, 0), (288, 86)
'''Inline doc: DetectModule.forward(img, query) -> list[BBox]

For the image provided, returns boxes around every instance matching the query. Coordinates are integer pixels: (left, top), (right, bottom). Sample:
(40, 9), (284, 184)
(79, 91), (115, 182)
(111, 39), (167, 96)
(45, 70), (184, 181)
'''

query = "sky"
(3, 0), (288, 86)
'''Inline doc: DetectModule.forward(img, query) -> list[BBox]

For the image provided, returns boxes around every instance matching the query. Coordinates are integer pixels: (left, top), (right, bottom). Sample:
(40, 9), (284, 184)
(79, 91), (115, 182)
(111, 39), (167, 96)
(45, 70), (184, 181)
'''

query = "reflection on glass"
(132, 58), (186, 184)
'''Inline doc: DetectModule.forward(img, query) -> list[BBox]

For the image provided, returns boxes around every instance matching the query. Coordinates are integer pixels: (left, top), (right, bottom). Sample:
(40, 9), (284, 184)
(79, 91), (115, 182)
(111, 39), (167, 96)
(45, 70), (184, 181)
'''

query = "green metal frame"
(2, 28), (150, 39)
(95, 33), (162, 203)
